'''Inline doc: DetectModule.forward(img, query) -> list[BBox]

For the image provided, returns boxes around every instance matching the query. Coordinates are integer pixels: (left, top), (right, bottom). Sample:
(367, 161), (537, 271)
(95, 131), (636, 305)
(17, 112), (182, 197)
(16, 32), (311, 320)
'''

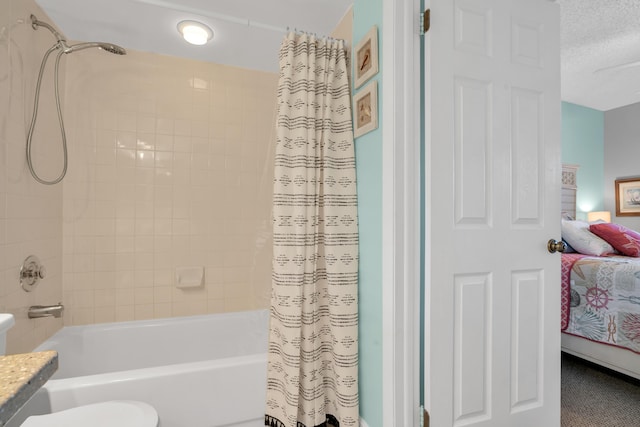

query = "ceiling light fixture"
(177, 20), (213, 45)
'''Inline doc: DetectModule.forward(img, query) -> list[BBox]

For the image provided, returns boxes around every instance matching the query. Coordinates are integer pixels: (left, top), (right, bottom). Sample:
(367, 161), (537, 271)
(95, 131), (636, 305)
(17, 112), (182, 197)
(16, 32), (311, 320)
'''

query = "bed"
(561, 252), (640, 379)
(560, 165), (640, 380)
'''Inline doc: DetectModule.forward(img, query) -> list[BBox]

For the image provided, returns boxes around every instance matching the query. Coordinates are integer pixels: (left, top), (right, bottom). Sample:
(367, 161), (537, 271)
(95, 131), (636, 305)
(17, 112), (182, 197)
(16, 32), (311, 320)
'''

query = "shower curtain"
(264, 32), (359, 427)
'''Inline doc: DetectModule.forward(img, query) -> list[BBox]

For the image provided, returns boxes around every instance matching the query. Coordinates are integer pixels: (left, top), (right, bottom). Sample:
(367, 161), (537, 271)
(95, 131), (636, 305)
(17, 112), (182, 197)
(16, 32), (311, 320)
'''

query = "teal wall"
(561, 102), (605, 217)
(353, 1), (383, 425)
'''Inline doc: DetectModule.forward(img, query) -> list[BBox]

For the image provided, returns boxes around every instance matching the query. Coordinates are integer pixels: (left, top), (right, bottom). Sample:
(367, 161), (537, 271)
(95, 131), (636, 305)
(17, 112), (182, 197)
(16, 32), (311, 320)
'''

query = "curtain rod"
(132, 0), (289, 33)
(131, 0), (343, 41)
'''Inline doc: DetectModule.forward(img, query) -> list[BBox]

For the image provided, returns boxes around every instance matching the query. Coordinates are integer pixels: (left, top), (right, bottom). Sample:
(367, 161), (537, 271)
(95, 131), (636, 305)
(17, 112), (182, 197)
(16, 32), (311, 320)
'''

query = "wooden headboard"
(562, 164), (579, 219)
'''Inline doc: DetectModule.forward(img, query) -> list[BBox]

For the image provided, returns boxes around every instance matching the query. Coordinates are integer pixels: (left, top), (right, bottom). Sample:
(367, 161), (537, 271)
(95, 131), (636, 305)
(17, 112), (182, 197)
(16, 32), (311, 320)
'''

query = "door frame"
(381, 0), (423, 425)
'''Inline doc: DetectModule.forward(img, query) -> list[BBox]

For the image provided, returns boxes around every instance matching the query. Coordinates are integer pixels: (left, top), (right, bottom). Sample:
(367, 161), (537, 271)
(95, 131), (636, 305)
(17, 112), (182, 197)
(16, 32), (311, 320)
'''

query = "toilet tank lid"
(0, 314), (15, 334)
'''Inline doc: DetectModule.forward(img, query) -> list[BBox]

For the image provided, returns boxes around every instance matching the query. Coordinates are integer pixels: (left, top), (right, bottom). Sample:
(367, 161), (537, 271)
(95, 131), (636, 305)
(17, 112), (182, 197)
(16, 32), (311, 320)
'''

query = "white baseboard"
(360, 418), (370, 427)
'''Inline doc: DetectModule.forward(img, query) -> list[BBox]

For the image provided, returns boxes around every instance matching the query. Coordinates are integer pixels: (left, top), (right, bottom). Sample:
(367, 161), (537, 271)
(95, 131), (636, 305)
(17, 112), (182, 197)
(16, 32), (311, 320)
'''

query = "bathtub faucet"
(28, 303), (64, 319)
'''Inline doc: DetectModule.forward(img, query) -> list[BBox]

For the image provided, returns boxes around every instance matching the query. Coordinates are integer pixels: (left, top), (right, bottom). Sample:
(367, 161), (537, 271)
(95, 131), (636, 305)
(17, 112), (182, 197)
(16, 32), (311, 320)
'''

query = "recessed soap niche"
(175, 266), (204, 289)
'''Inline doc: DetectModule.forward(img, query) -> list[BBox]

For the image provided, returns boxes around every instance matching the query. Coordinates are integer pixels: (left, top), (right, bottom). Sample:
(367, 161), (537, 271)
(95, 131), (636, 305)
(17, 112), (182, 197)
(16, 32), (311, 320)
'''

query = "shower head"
(66, 42), (127, 55)
(28, 15), (126, 186)
(30, 15), (126, 56)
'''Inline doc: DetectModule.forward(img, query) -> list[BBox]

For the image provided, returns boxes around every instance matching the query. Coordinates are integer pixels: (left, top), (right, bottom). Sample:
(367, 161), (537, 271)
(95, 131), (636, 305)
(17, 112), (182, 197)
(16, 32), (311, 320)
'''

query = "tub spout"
(28, 303), (64, 319)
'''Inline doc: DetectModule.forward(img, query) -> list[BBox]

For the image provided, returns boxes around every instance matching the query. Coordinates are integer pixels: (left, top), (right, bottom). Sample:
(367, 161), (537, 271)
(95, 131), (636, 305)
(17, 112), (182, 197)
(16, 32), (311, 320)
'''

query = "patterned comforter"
(561, 253), (640, 354)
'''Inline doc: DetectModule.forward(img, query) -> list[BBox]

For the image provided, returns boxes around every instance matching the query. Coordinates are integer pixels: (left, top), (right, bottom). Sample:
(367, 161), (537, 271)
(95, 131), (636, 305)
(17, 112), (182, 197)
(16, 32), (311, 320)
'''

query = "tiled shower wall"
(62, 48), (277, 325)
(0, 1), (64, 353)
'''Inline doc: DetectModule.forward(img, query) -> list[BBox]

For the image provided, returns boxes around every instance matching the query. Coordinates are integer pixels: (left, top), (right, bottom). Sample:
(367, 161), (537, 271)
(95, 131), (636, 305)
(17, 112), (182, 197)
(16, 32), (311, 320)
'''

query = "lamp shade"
(587, 211), (611, 223)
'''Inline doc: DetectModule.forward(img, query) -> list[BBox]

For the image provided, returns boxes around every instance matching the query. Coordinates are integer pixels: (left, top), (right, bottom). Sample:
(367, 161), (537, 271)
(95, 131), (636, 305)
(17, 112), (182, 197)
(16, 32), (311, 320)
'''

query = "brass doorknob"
(547, 239), (566, 253)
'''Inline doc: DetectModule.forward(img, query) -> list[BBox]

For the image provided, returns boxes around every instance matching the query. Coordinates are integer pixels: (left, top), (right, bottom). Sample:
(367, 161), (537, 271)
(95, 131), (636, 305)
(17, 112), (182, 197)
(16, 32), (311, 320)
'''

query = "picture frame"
(353, 81), (378, 138)
(354, 26), (378, 88)
(615, 177), (640, 216)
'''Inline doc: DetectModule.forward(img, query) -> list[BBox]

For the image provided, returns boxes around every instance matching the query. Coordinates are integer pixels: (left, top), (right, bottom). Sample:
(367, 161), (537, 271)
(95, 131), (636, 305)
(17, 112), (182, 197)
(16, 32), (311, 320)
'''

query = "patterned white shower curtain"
(264, 32), (359, 427)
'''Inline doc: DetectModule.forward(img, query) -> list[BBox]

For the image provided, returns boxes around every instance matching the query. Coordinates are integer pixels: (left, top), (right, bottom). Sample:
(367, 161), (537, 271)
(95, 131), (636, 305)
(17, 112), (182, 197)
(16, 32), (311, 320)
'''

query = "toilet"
(0, 313), (158, 427)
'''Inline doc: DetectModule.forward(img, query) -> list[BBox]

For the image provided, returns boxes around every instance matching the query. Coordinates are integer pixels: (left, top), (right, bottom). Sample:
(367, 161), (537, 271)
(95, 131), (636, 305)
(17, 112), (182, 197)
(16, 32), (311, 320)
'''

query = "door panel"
(424, 0), (561, 426)
(453, 273), (491, 424)
(511, 87), (543, 225)
(454, 77), (491, 226)
(510, 269), (543, 410)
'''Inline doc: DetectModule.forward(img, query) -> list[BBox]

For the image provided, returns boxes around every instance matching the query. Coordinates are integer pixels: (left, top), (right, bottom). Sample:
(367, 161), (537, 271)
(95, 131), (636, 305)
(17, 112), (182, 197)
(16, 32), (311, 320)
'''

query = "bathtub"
(6, 310), (269, 427)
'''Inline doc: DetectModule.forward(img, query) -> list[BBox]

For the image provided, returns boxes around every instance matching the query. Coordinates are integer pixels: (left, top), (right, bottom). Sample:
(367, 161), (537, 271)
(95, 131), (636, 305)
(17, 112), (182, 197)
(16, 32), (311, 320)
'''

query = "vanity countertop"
(0, 351), (58, 426)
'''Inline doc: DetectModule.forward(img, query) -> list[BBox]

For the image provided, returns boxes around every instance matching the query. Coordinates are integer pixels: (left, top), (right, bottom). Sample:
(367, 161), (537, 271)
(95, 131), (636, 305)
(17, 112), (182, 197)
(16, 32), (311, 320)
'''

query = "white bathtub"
(7, 310), (269, 427)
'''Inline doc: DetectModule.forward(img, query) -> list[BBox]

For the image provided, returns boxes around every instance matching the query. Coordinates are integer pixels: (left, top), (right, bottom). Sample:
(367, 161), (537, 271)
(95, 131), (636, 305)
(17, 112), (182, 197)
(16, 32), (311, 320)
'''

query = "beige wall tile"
(2, 1), (280, 344)
(115, 305), (135, 322)
(0, 0), (64, 353)
(61, 48), (276, 325)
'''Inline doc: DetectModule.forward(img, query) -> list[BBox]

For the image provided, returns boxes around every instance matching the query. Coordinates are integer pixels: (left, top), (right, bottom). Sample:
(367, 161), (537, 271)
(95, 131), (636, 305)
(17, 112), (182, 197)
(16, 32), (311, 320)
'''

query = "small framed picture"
(353, 81), (378, 138)
(354, 26), (378, 88)
(615, 177), (640, 216)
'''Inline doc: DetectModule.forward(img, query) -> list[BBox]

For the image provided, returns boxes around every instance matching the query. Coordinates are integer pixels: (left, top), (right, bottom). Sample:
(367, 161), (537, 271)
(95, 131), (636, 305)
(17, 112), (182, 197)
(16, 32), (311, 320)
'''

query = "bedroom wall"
(604, 102), (640, 230)
(561, 102), (604, 219)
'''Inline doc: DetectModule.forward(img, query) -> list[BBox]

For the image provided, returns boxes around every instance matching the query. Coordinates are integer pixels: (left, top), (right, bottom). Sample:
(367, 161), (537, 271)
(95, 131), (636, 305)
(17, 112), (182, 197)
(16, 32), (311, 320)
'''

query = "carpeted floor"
(561, 352), (640, 427)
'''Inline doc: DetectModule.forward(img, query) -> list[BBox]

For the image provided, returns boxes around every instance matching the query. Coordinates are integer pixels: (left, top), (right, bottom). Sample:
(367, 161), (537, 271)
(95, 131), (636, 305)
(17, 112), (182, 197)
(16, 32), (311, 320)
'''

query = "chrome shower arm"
(30, 14), (65, 44)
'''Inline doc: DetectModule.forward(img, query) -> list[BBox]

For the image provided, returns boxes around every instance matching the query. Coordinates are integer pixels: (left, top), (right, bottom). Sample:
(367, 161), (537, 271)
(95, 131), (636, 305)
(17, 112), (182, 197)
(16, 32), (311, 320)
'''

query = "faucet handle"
(20, 255), (45, 292)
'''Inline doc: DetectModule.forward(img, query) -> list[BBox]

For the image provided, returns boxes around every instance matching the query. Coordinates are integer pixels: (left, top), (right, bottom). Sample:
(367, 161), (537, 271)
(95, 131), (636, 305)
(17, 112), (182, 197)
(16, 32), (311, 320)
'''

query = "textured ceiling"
(34, 0), (353, 73)
(34, 0), (640, 111)
(559, 0), (640, 111)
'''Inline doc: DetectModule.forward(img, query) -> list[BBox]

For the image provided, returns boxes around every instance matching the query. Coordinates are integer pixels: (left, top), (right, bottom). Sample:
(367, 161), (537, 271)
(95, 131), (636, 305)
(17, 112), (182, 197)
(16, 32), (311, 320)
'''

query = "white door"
(424, 0), (561, 426)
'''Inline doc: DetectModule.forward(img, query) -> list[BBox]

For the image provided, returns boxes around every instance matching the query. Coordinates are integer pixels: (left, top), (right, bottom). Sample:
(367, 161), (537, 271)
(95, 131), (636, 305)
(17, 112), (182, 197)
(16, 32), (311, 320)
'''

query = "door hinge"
(420, 405), (430, 427)
(420, 9), (431, 35)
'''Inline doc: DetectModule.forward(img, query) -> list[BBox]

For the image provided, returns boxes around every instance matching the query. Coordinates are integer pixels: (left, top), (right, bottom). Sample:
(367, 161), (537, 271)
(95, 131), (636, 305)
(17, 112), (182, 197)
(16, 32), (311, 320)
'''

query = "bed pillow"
(589, 223), (640, 257)
(561, 219), (615, 256)
(561, 239), (576, 253)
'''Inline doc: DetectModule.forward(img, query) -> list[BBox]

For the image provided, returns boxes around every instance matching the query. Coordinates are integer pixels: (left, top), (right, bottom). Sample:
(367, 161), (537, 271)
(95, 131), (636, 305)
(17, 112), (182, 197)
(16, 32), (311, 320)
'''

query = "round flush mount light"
(177, 20), (213, 45)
